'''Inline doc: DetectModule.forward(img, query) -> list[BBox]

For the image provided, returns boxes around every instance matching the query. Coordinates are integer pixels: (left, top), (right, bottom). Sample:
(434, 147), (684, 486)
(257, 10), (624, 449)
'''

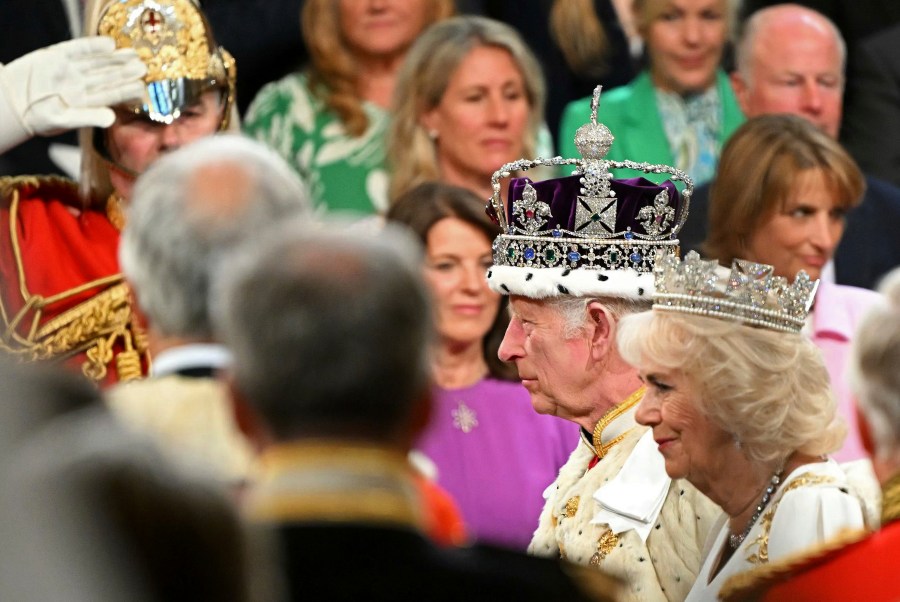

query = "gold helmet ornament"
(94, 0), (235, 127)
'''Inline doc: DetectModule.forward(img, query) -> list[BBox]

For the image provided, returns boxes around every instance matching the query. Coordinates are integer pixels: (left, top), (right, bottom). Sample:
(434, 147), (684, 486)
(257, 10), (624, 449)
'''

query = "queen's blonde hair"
(386, 16), (545, 203)
(618, 310), (846, 464)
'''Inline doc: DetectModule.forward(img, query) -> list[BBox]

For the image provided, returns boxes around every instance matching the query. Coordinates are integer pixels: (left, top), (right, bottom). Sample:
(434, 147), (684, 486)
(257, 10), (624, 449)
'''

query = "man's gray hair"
(120, 134), (311, 339)
(549, 295), (652, 339)
(851, 268), (900, 459)
(211, 221), (433, 440)
(735, 4), (846, 83)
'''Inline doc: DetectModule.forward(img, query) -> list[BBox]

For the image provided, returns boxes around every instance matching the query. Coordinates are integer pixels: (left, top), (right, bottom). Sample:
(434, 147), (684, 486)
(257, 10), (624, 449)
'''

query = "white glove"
(0, 37), (147, 154)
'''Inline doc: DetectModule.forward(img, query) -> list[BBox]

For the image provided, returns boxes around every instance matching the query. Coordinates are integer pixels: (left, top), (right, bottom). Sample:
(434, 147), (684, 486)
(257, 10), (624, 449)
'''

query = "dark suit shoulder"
(678, 182), (711, 256)
(835, 175), (900, 289)
(274, 523), (619, 601)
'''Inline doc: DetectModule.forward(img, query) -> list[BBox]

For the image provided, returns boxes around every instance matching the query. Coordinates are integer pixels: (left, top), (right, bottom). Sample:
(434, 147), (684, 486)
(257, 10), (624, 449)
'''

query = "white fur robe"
(529, 425), (721, 601)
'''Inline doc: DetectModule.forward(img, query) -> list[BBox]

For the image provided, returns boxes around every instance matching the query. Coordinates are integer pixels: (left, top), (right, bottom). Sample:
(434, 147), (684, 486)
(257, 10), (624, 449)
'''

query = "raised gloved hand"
(0, 36), (147, 154)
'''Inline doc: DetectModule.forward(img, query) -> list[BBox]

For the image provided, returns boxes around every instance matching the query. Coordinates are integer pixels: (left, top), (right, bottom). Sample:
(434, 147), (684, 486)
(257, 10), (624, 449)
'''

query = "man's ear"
(730, 70), (751, 115)
(224, 370), (270, 453)
(586, 300), (615, 361)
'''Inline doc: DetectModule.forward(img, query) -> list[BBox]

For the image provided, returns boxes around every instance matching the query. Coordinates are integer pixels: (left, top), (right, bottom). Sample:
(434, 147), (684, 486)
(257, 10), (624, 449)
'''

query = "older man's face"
(498, 296), (596, 422)
(732, 14), (844, 138)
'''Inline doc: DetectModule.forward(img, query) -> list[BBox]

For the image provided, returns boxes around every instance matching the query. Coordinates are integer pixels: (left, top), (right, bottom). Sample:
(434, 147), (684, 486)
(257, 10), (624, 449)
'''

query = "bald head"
(732, 4), (845, 138)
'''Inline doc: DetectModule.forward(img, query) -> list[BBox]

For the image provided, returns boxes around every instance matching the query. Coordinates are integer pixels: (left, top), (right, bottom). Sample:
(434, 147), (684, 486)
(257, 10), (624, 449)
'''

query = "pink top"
(414, 378), (578, 550)
(811, 280), (882, 461)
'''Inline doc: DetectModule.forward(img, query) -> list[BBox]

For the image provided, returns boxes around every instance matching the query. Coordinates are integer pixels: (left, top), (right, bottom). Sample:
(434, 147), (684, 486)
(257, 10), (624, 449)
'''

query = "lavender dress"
(415, 378), (578, 550)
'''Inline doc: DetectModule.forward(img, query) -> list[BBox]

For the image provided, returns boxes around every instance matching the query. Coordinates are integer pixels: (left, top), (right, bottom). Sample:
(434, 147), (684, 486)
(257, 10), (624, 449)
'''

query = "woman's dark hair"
(386, 181), (517, 381)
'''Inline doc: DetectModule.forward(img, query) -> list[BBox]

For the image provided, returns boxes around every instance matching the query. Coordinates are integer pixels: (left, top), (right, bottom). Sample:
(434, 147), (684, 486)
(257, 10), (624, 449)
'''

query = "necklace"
(728, 467), (784, 549)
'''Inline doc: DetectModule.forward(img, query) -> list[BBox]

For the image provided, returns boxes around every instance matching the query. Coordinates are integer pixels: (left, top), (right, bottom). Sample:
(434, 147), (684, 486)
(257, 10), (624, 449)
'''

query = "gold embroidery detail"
(880, 472), (900, 525)
(105, 194), (126, 230)
(591, 387), (644, 459)
(565, 496), (580, 518)
(745, 473), (836, 565)
(1, 178), (149, 382)
(98, 0), (215, 83)
(589, 529), (619, 565)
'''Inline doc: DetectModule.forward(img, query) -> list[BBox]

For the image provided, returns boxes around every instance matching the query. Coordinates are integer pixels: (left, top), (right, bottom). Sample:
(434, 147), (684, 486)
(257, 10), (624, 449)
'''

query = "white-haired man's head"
(120, 134), (312, 340)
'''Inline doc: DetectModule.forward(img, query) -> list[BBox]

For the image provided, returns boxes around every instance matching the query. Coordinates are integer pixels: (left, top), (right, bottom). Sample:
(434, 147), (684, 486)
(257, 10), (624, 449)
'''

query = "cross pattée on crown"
(573, 86), (618, 236)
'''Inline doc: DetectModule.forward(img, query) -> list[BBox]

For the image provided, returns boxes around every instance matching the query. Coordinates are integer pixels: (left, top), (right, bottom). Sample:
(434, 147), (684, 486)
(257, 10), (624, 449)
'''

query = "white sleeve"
(766, 485), (865, 561)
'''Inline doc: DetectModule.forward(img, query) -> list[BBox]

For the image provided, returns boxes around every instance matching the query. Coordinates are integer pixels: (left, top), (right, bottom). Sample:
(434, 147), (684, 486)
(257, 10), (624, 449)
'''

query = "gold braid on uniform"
(0, 176), (149, 382)
(881, 471), (900, 525)
(591, 387), (644, 459)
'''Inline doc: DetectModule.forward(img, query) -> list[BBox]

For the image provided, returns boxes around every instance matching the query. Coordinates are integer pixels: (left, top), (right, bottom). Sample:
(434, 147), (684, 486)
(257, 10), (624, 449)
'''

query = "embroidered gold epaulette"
(0, 176), (148, 382)
(719, 527), (869, 601)
(0, 174), (80, 208)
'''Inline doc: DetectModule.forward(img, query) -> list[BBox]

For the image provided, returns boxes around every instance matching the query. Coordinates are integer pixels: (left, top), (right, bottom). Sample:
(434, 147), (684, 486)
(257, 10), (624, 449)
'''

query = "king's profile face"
(499, 296), (596, 422)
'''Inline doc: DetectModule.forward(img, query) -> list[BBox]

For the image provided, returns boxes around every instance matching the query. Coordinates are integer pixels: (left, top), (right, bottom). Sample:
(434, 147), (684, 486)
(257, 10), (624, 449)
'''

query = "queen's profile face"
(635, 364), (732, 483)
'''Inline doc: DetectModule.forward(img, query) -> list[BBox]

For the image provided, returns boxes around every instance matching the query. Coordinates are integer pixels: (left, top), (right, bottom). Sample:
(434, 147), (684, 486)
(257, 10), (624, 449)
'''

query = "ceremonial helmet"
(81, 0), (236, 201)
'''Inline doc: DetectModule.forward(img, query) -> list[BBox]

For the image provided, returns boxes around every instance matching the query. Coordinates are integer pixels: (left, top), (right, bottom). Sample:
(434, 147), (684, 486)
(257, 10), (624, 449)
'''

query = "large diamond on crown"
(727, 260), (774, 307)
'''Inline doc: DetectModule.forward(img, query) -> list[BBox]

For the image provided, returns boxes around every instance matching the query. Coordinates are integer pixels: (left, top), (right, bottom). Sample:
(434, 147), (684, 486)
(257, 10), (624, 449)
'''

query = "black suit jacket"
(0, 0), (77, 177)
(678, 175), (900, 290)
(841, 24), (900, 188)
(272, 522), (616, 601)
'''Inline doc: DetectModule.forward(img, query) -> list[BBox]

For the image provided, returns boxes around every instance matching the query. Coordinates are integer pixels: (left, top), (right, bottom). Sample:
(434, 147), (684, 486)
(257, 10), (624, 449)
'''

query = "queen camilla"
(617, 252), (867, 600)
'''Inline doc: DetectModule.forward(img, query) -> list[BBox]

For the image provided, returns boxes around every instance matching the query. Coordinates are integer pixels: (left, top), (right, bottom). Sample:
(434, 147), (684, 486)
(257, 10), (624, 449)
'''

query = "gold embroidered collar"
(247, 441), (425, 532)
(106, 194), (127, 231)
(582, 387), (645, 460)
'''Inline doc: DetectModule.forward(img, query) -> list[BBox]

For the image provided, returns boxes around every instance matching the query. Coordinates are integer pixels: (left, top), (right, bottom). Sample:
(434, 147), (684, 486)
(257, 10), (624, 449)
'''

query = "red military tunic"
(0, 175), (148, 384)
(721, 472), (900, 602)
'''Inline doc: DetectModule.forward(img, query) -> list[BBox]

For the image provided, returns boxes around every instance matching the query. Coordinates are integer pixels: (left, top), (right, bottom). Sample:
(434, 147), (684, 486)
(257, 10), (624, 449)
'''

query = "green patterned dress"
(244, 72), (389, 215)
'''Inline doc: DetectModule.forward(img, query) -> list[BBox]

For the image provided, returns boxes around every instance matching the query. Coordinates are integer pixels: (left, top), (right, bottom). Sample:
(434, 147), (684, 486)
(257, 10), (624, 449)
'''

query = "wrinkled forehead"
(508, 295), (563, 321)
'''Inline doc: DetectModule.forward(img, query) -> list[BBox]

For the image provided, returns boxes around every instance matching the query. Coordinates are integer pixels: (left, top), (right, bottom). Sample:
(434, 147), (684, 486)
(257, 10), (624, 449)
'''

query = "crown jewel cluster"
(489, 86), (692, 274)
(652, 251), (819, 333)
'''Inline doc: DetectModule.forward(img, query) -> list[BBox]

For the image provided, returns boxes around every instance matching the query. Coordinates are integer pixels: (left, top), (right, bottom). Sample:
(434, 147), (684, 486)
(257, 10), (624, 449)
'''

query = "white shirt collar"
(151, 343), (232, 377)
(591, 430), (672, 542)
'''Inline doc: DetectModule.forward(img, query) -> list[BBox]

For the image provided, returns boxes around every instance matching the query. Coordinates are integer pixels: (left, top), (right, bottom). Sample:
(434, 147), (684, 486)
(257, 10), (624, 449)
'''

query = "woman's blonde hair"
(386, 16), (545, 202)
(633, 0), (736, 39)
(302, 0), (454, 138)
(704, 114), (865, 264)
(549, 0), (609, 78)
(618, 310), (846, 464)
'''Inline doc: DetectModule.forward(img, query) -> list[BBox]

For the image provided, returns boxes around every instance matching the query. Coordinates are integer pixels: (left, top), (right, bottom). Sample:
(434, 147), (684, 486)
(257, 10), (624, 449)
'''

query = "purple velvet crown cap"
(505, 175), (682, 238)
